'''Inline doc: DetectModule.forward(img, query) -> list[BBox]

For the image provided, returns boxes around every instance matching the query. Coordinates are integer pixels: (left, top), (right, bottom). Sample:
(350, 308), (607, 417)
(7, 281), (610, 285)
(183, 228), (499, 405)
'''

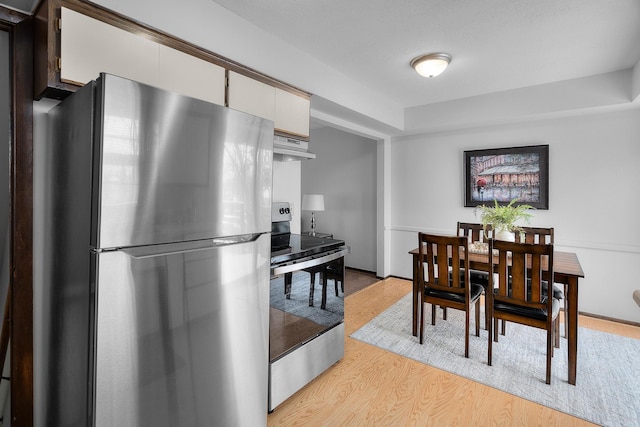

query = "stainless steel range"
(269, 202), (349, 411)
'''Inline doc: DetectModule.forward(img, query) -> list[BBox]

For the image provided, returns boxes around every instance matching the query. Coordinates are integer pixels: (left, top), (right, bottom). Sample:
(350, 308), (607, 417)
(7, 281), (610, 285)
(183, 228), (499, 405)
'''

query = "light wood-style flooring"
(343, 268), (380, 296)
(267, 276), (640, 426)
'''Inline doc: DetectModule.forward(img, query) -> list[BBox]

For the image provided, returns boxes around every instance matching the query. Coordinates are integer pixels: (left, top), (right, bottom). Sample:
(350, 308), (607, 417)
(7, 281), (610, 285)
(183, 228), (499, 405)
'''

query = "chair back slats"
(510, 250), (527, 300)
(495, 250), (509, 297)
(423, 241), (435, 289)
(437, 242), (450, 289)
(491, 240), (553, 312)
(457, 222), (492, 243)
(517, 226), (554, 245)
(418, 233), (468, 297)
(530, 254), (542, 302)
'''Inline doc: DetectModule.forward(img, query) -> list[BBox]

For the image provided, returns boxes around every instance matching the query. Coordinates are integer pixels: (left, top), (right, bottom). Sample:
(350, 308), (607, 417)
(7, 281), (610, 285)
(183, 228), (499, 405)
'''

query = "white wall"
(272, 161), (302, 234)
(302, 127), (377, 272)
(390, 107), (640, 323)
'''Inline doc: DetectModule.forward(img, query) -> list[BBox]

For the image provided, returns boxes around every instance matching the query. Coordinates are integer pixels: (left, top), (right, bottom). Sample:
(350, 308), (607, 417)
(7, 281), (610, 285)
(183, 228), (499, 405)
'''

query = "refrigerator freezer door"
(94, 74), (273, 249)
(92, 234), (270, 426)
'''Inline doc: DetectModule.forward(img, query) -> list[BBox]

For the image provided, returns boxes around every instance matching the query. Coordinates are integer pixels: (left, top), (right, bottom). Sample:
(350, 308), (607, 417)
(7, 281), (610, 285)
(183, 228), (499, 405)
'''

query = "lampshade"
(302, 194), (325, 211)
(411, 53), (452, 78)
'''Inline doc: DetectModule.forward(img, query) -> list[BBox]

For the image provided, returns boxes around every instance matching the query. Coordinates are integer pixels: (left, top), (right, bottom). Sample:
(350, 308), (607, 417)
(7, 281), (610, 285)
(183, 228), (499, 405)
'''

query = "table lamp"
(301, 194), (325, 236)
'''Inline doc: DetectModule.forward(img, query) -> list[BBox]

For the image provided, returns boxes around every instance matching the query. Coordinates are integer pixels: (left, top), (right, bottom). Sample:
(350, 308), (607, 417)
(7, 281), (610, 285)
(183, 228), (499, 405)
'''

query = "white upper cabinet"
(60, 7), (158, 87)
(227, 72), (311, 139)
(275, 88), (310, 139)
(157, 46), (225, 105)
(45, 4), (309, 132)
(227, 71), (276, 121)
(60, 7), (225, 105)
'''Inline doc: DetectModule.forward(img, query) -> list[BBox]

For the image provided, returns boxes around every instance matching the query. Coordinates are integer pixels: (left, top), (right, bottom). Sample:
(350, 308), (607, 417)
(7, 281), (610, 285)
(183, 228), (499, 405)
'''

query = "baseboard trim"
(578, 310), (640, 328)
(345, 266), (381, 279)
(387, 274), (409, 281)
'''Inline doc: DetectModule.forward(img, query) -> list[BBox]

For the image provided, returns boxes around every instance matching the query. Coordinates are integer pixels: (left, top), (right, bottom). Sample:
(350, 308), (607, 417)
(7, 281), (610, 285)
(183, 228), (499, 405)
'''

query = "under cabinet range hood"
(273, 135), (316, 161)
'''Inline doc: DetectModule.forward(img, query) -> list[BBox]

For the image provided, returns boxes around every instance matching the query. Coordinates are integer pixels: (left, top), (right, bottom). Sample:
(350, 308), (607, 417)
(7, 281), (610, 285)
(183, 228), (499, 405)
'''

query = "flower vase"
(495, 228), (515, 242)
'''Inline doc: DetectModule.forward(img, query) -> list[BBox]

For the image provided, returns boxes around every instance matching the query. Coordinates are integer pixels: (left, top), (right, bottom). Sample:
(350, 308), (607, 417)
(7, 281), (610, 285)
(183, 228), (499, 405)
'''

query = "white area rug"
(350, 293), (640, 427)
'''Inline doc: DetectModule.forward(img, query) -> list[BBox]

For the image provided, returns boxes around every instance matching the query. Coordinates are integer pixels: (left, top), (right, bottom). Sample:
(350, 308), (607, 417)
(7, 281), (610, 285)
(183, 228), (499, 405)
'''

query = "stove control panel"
(272, 201), (292, 222)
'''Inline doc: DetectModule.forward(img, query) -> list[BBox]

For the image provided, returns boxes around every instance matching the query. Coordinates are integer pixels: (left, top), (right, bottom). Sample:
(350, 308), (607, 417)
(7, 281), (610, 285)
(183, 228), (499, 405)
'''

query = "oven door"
(269, 247), (349, 362)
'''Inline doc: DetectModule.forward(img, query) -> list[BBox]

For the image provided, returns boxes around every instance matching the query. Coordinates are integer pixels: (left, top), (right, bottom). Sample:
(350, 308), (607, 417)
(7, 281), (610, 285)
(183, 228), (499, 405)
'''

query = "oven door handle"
(271, 247), (350, 276)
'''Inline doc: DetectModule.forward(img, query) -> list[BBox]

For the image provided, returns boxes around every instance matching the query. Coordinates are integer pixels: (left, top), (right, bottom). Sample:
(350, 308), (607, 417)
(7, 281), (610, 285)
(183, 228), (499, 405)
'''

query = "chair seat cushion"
(494, 296), (560, 321)
(426, 282), (484, 304)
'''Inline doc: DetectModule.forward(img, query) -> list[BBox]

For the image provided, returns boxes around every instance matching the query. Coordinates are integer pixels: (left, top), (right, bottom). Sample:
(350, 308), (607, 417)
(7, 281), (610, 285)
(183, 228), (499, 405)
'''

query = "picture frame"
(464, 145), (549, 209)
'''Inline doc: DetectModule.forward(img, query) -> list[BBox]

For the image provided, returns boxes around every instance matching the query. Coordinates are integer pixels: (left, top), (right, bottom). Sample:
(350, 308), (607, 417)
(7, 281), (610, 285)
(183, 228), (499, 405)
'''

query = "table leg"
(564, 283), (569, 338)
(567, 276), (578, 385)
(412, 254), (419, 336)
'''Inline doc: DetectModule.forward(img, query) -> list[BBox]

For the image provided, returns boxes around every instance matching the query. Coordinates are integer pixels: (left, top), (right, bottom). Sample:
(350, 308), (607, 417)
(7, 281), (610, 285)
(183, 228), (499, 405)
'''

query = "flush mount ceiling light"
(411, 52), (452, 78)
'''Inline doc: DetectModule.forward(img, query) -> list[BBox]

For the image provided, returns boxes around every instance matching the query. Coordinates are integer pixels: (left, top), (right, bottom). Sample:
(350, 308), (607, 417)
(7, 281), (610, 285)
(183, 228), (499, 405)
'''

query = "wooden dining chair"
(487, 239), (560, 384)
(515, 226), (567, 338)
(418, 233), (484, 358)
(457, 222), (493, 328)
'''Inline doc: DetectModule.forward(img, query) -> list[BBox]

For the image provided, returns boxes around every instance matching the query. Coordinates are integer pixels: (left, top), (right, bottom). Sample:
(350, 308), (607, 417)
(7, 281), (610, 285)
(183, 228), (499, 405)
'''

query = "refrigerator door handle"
(118, 233), (264, 259)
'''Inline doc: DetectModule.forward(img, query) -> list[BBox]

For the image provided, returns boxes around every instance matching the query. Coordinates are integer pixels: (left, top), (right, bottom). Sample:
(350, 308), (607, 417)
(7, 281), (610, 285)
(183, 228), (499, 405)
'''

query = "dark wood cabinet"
(34, 0), (73, 99)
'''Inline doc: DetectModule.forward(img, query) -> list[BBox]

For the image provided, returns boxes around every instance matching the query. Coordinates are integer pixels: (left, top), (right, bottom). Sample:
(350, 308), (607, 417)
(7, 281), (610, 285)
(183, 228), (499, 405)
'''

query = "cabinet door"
(60, 7), (158, 87)
(157, 45), (225, 105)
(227, 71), (275, 121)
(275, 88), (310, 139)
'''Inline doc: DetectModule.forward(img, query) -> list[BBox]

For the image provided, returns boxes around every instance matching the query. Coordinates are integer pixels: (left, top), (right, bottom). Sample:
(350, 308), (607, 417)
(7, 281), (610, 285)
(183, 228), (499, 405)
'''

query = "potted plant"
(475, 198), (534, 241)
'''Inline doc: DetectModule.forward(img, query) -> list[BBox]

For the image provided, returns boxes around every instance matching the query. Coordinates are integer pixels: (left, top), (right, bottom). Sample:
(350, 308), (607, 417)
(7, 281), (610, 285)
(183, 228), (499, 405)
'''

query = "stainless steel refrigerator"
(40, 73), (273, 426)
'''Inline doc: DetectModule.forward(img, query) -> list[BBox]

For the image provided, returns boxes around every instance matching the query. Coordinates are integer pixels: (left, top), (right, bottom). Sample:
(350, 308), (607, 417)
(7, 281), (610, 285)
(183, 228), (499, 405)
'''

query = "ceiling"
(3, 0), (639, 125)
(209, 0), (640, 109)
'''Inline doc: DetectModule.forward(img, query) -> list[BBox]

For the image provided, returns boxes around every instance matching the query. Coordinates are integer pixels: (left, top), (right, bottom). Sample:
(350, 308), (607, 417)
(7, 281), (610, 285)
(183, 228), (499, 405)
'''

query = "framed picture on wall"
(464, 145), (549, 209)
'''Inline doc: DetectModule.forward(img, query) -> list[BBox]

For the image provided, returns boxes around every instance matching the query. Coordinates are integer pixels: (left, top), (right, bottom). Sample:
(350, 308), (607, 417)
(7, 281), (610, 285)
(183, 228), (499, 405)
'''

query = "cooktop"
(270, 234), (345, 265)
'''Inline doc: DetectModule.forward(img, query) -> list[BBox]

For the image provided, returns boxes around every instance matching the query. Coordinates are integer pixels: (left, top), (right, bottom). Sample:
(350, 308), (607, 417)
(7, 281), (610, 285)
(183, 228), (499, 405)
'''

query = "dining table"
(408, 245), (585, 385)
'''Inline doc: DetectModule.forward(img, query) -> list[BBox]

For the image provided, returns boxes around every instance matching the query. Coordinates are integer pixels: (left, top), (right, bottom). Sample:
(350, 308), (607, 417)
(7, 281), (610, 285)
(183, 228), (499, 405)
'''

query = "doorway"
(301, 126), (378, 273)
